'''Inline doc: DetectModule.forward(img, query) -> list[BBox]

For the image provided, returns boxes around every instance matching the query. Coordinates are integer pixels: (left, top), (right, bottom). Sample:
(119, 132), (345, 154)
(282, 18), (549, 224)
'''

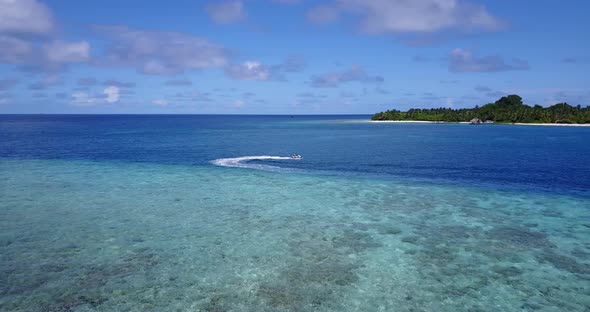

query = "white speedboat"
(290, 154), (302, 160)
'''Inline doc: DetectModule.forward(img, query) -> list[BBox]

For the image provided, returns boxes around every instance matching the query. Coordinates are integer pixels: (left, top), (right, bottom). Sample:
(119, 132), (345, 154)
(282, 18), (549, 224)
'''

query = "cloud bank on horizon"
(0, 0), (588, 113)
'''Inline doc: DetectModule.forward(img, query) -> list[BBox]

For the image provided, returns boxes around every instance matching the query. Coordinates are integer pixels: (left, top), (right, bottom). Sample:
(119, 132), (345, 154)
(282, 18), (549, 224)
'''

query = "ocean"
(1, 115), (589, 311)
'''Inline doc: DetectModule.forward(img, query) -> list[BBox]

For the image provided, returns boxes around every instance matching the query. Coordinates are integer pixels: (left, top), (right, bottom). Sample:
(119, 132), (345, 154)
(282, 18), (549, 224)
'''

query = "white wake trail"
(211, 155), (295, 171)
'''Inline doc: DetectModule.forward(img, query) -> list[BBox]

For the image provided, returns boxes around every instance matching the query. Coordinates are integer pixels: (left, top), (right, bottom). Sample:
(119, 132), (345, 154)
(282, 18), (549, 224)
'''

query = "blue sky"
(0, 0), (589, 114)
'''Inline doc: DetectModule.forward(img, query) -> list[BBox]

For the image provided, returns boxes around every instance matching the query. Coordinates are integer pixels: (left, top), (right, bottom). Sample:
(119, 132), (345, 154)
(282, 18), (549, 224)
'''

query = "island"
(371, 95), (590, 124)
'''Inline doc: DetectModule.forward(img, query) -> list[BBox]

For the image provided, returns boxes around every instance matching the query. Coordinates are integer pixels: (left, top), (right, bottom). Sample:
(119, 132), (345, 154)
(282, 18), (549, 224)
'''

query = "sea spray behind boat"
(211, 155), (297, 171)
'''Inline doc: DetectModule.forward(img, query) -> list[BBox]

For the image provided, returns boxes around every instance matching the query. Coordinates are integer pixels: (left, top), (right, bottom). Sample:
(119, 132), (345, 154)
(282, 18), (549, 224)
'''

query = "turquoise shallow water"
(1, 158), (589, 311)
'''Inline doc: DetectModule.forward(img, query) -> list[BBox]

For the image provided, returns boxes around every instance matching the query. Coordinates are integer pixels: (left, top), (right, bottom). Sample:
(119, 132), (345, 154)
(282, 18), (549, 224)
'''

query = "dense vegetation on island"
(372, 95), (590, 124)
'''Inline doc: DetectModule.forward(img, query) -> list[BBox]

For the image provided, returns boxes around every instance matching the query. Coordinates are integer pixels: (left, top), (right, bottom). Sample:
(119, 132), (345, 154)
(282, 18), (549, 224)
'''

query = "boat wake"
(211, 155), (296, 171)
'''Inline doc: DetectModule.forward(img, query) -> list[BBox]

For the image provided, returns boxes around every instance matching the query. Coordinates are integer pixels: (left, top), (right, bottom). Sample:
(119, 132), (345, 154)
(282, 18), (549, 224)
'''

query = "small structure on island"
(470, 118), (482, 125)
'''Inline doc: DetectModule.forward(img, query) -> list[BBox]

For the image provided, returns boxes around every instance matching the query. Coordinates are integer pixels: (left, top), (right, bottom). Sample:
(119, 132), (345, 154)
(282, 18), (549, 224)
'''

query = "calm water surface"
(1, 115), (589, 311)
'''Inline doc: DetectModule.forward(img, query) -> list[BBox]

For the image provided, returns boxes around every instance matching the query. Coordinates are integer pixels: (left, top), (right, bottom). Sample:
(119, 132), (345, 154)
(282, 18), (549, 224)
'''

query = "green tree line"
(371, 95), (590, 124)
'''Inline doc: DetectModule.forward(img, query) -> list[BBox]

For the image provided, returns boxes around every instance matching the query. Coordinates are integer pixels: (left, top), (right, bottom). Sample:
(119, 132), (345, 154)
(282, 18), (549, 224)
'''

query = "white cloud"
(0, 35), (33, 63)
(142, 60), (178, 75)
(103, 80), (135, 88)
(449, 48), (530, 72)
(103, 86), (120, 103)
(233, 99), (245, 108)
(43, 41), (90, 63)
(224, 57), (306, 81)
(308, 0), (503, 33)
(225, 61), (270, 81)
(173, 91), (213, 103)
(0, 0), (55, 35)
(311, 66), (384, 87)
(0, 37), (90, 71)
(70, 85), (120, 106)
(205, 1), (246, 24)
(152, 99), (169, 106)
(307, 5), (340, 24)
(70, 92), (97, 106)
(94, 25), (227, 75)
(0, 2), (88, 72)
(278, 55), (306, 72)
(445, 97), (454, 108)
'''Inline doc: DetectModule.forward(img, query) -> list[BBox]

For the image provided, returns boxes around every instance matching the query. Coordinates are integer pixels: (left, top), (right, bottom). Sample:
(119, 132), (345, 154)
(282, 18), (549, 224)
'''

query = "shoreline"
(511, 122), (590, 127)
(369, 120), (590, 127)
(368, 120), (456, 124)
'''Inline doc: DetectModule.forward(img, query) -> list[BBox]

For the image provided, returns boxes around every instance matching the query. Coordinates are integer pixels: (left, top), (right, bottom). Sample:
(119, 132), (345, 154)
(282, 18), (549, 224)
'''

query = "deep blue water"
(1, 115), (590, 311)
(2, 114), (589, 193)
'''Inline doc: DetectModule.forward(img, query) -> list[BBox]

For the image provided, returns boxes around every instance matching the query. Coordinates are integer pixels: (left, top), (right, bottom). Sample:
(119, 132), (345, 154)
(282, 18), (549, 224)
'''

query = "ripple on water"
(0, 159), (589, 311)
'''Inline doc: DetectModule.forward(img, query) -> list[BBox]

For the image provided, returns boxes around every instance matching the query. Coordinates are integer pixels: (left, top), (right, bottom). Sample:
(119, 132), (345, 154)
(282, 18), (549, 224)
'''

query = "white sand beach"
(511, 123), (590, 127)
